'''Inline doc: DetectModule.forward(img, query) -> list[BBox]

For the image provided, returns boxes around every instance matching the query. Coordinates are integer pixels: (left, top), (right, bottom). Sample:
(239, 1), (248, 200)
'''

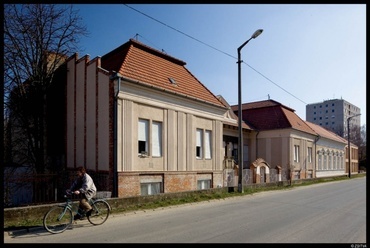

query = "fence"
(3, 168), (111, 207)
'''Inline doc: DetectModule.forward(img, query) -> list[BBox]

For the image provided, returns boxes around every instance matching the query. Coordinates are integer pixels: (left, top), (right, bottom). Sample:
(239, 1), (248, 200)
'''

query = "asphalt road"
(4, 177), (366, 244)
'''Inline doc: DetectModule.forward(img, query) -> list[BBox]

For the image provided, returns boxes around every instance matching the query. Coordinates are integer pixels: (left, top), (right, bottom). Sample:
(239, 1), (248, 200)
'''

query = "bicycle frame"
(56, 198), (76, 220)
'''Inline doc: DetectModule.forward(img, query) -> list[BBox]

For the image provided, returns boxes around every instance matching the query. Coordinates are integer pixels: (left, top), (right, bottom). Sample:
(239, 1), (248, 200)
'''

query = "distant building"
(306, 99), (361, 137)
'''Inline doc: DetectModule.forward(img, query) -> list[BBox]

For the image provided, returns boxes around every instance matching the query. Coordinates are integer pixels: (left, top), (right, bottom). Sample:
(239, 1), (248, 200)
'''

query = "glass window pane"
(152, 122), (162, 157)
(196, 129), (203, 158)
(205, 130), (212, 159)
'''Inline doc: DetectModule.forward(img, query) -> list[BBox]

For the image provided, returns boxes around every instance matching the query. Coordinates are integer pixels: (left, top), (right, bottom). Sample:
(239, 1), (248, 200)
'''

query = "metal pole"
(237, 38), (252, 193)
(347, 119), (351, 178)
(237, 48), (243, 193)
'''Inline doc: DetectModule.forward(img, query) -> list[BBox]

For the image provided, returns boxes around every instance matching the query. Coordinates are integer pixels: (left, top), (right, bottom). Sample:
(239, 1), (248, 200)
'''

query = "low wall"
(3, 175), (351, 228)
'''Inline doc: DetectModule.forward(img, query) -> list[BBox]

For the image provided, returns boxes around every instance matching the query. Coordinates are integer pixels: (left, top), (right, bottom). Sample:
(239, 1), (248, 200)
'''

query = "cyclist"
(66, 166), (97, 220)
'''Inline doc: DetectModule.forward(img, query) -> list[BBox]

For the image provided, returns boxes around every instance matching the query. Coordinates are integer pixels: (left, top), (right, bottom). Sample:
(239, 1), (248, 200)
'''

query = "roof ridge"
(129, 38), (187, 66)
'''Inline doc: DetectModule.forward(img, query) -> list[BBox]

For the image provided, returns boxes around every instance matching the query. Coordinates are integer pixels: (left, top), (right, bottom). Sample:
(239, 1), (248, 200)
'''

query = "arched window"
(317, 150), (323, 170)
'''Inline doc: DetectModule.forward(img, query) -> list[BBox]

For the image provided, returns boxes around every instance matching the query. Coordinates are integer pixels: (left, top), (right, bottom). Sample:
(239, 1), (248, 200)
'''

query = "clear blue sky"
(73, 4), (366, 126)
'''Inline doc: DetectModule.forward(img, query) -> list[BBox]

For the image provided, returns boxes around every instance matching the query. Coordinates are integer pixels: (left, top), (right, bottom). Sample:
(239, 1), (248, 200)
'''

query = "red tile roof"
(231, 99), (317, 135)
(101, 39), (226, 108)
(305, 121), (348, 144)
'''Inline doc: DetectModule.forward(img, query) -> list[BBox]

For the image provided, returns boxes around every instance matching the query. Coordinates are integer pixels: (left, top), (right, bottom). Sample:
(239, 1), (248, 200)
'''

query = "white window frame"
(138, 119), (162, 157)
(196, 129), (212, 160)
(152, 121), (162, 157)
(307, 147), (312, 163)
(140, 182), (162, 196)
(294, 145), (300, 162)
(138, 119), (149, 155)
(197, 179), (211, 190)
(196, 129), (203, 159)
(204, 130), (212, 159)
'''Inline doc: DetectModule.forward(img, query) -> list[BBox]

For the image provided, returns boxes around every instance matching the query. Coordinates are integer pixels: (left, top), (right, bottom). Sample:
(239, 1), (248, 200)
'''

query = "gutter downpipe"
(255, 131), (260, 184)
(110, 72), (121, 198)
(255, 131), (260, 159)
(314, 135), (320, 178)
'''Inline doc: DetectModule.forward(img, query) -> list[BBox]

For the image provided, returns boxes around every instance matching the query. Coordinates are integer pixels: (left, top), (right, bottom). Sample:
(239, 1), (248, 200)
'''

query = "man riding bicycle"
(66, 166), (97, 220)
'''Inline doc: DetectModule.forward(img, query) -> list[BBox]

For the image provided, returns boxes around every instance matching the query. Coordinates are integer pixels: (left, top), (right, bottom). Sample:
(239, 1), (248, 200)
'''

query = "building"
(306, 98), (361, 136)
(64, 38), (229, 198)
(4, 38), (360, 206)
(305, 121), (348, 177)
(232, 99), (318, 180)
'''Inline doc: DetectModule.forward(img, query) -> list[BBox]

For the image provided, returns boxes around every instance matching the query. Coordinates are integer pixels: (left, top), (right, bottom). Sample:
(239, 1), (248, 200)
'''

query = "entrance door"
(260, 166), (266, 183)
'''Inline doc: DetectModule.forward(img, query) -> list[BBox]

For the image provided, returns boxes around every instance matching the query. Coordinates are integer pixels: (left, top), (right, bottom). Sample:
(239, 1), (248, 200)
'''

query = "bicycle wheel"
(43, 205), (72, 234)
(87, 200), (110, 225)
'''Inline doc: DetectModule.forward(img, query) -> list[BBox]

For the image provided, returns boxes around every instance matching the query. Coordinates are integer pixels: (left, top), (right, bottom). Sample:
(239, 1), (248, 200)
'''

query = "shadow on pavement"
(4, 221), (90, 239)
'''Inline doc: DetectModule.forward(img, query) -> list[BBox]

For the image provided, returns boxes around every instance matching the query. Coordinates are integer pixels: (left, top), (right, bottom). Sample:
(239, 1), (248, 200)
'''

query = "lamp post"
(237, 29), (263, 193)
(347, 113), (361, 178)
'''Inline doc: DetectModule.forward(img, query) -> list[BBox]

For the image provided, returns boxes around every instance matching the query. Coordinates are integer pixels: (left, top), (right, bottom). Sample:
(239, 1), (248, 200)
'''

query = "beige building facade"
(114, 75), (227, 197)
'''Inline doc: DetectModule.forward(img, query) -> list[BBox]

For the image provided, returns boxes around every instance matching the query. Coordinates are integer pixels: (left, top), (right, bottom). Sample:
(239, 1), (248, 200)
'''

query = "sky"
(72, 4), (366, 126)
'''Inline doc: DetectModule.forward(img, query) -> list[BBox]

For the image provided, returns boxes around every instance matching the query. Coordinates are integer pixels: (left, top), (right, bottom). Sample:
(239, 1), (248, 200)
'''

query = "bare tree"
(4, 4), (88, 204)
(358, 124), (366, 169)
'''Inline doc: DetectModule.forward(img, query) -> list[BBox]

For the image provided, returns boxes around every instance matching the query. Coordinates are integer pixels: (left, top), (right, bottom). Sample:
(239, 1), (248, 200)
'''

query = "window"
(307, 147), (312, 163)
(196, 129), (203, 159)
(152, 122), (162, 157)
(197, 179), (211, 190)
(196, 129), (212, 159)
(138, 119), (162, 157)
(232, 143), (238, 159)
(141, 182), (162, 196)
(168, 77), (176, 85)
(138, 119), (148, 155)
(205, 130), (212, 159)
(294, 145), (300, 162)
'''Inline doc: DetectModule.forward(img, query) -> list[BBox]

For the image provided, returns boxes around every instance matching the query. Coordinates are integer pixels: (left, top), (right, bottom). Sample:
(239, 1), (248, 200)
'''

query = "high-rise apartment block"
(306, 98), (361, 137)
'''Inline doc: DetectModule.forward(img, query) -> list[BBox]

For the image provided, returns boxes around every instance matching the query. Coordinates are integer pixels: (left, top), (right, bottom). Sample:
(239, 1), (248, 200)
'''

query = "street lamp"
(237, 29), (263, 193)
(347, 113), (361, 178)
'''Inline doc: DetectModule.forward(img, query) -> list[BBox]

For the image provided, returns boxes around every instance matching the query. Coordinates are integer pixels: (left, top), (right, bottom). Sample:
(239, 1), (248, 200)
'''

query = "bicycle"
(43, 192), (111, 234)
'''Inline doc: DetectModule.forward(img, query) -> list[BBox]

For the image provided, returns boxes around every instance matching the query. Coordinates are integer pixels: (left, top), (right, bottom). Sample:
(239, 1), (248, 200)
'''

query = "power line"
(124, 4), (307, 105)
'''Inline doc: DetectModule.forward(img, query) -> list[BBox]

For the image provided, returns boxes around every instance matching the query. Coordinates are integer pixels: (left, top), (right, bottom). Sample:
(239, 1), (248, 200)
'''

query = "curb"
(5, 226), (44, 237)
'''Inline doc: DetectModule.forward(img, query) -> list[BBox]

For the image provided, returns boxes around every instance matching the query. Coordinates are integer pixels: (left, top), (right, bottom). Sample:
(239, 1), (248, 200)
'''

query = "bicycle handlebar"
(64, 191), (78, 198)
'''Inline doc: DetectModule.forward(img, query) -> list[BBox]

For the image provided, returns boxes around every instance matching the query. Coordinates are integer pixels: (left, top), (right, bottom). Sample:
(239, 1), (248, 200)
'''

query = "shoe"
(86, 209), (93, 217)
(74, 214), (81, 221)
